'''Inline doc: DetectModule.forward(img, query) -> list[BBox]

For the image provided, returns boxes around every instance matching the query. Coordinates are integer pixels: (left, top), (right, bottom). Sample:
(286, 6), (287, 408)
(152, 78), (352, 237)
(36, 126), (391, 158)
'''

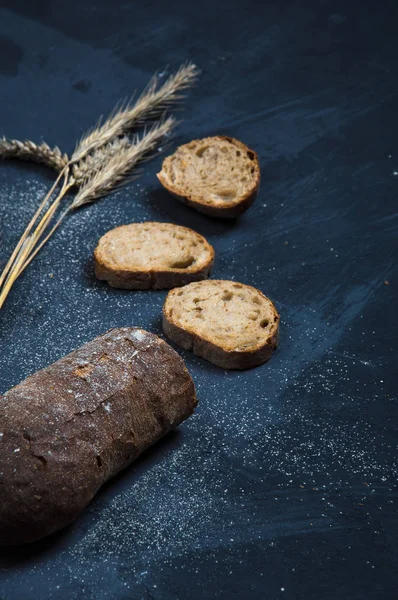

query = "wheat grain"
(72, 117), (175, 208)
(72, 63), (198, 162)
(71, 136), (130, 185)
(0, 138), (68, 172)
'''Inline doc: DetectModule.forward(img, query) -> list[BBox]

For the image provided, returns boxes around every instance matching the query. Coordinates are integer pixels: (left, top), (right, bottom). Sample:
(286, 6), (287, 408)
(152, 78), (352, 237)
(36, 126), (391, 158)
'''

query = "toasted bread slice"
(157, 136), (260, 218)
(94, 222), (214, 289)
(163, 280), (279, 369)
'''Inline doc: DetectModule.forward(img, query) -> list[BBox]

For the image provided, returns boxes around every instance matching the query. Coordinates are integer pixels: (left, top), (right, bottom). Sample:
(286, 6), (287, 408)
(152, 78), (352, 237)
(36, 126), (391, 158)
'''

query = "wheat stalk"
(0, 168), (72, 302)
(0, 137), (132, 187)
(0, 63), (198, 308)
(0, 167), (68, 292)
(73, 118), (174, 208)
(0, 138), (68, 172)
(72, 62), (198, 162)
(71, 136), (130, 185)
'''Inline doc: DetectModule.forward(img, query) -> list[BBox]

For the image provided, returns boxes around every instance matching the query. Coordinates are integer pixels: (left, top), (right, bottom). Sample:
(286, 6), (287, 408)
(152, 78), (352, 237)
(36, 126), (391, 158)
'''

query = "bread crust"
(163, 281), (279, 370)
(157, 136), (261, 219)
(0, 328), (196, 545)
(94, 222), (215, 289)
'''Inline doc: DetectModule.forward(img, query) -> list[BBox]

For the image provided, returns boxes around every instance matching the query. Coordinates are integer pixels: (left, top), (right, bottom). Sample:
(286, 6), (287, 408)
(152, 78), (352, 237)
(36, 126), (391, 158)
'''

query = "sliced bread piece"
(94, 222), (214, 289)
(163, 280), (279, 369)
(157, 136), (260, 218)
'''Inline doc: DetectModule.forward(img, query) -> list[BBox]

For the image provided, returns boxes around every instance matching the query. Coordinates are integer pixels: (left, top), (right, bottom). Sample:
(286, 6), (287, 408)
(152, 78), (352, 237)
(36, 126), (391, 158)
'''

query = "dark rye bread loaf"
(0, 327), (196, 545)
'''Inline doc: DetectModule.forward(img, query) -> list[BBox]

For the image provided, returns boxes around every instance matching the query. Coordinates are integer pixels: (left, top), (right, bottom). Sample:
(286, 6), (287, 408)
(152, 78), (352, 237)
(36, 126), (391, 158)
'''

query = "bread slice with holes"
(163, 280), (279, 369)
(94, 222), (215, 289)
(157, 136), (260, 218)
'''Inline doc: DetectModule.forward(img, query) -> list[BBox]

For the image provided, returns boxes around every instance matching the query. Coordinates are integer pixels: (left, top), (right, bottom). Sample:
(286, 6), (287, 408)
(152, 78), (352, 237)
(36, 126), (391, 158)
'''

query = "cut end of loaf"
(157, 136), (260, 218)
(163, 280), (279, 369)
(94, 222), (214, 289)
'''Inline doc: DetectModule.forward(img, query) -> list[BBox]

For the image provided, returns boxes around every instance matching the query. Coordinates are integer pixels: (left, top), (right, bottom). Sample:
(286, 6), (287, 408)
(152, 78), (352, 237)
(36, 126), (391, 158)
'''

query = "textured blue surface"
(0, 1), (397, 598)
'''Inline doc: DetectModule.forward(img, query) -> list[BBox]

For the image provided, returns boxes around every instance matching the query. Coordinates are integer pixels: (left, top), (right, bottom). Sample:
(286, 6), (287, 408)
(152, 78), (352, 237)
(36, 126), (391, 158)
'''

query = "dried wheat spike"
(72, 117), (175, 208)
(71, 137), (130, 186)
(72, 63), (199, 162)
(0, 138), (69, 172)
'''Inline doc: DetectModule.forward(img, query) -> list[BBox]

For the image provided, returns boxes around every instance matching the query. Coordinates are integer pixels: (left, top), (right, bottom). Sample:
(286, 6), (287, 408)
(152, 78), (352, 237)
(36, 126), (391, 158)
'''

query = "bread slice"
(157, 136), (260, 218)
(163, 280), (279, 369)
(94, 222), (214, 289)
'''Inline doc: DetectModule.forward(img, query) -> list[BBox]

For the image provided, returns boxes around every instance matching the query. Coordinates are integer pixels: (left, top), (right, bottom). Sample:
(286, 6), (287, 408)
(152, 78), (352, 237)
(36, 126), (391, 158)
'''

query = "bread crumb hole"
(213, 189), (236, 201)
(247, 151), (255, 160)
(233, 284), (243, 289)
(196, 145), (209, 158)
(222, 291), (233, 301)
(170, 256), (195, 269)
(236, 150), (241, 157)
(260, 318), (269, 328)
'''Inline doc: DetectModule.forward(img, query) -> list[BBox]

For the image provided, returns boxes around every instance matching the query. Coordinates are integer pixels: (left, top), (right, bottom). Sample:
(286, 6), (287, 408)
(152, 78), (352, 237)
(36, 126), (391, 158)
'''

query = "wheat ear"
(0, 137), (132, 186)
(73, 117), (175, 207)
(0, 138), (68, 172)
(71, 136), (130, 185)
(72, 63), (198, 162)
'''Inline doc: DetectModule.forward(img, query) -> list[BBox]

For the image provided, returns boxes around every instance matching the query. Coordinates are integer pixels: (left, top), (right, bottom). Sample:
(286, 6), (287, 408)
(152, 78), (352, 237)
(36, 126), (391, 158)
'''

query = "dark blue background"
(0, 1), (397, 598)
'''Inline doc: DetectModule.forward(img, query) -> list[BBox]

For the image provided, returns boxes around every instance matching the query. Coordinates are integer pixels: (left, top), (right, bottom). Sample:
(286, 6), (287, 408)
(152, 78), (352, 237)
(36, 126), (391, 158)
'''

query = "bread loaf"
(94, 222), (214, 289)
(157, 136), (260, 218)
(0, 327), (196, 545)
